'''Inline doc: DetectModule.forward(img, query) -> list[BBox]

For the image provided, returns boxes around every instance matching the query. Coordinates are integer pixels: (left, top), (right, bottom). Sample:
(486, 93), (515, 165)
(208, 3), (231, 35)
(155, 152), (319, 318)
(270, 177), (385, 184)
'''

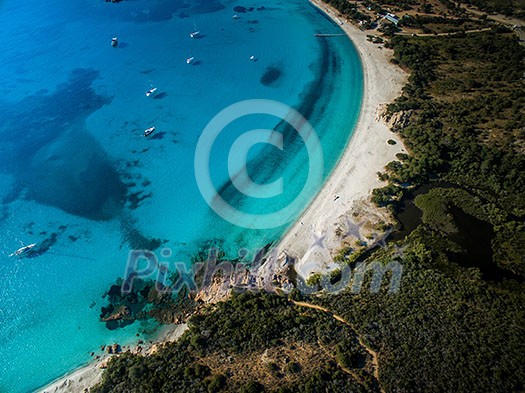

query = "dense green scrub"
(93, 293), (376, 393)
(375, 31), (525, 277)
(318, 240), (525, 392)
(352, 29), (525, 392)
(465, 0), (525, 17)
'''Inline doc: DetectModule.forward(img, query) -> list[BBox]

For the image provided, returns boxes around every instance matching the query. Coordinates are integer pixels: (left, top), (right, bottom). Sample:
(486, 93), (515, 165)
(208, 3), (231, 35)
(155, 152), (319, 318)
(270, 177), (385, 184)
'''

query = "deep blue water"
(0, 0), (362, 391)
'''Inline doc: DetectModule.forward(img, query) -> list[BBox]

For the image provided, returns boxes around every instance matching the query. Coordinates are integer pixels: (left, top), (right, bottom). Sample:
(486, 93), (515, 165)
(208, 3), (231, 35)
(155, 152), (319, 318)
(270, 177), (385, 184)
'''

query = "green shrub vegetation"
(360, 27), (525, 392)
(376, 31), (525, 277)
(317, 237), (525, 392)
(93, 293), (376, 392)
(465, 0), (525, 17)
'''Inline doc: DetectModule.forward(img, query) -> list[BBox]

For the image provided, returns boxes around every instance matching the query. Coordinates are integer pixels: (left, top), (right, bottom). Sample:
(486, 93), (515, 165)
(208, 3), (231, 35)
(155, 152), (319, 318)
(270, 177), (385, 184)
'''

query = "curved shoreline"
(38, 2), (407, 391)
(275, 0), (408, 276)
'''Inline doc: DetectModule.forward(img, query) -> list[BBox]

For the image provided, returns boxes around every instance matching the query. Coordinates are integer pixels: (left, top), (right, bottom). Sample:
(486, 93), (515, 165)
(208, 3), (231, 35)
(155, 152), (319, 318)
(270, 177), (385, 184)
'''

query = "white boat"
(232, 14), (239, 20)
(111, 37), (118, 47)
(186, 56), (195, 64)
(9, 243), (36, 257)
(189, 21), (200, 38)
(249, 55), (257, 61)
(144, 126), (156, 137)
(145, 86), (157, 97)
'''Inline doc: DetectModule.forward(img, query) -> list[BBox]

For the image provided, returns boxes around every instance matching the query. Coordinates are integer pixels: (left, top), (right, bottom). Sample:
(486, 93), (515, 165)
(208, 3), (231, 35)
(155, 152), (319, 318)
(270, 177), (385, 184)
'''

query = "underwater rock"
(233, 6), (247, 13)
(0, 68), (127, 221)
(260, 66), (282, 86)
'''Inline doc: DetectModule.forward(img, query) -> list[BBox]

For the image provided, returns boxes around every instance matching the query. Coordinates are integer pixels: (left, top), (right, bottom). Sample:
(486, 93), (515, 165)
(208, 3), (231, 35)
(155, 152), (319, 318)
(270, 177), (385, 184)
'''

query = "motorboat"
(190, 21), (200, 38)
(145, 86), (158, 97)
(144, 126), (156, 137)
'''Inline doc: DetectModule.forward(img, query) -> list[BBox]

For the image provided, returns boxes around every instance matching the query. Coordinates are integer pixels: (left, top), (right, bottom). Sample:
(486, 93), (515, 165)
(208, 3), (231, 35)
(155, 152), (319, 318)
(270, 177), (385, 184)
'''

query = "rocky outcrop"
(194, 274), (235, 304)
(100, 305), (131, 322)
(377, 104), (413, 131)
(387, 110), (413, 131)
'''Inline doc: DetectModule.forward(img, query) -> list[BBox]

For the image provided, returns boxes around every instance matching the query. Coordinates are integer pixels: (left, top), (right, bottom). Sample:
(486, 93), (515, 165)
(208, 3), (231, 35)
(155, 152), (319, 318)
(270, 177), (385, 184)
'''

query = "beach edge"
(273, 0), (408, 275)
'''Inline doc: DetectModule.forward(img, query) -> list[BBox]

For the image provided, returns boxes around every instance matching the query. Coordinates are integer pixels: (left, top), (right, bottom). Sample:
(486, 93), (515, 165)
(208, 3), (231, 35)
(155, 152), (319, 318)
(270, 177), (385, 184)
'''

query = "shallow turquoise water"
(0, 0), (362, 391)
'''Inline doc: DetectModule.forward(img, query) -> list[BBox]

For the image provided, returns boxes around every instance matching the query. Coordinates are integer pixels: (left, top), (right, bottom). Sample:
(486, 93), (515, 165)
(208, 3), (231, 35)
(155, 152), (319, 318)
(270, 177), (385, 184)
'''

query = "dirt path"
(290, 300), (382, 391)
(397, 27), (492, 37)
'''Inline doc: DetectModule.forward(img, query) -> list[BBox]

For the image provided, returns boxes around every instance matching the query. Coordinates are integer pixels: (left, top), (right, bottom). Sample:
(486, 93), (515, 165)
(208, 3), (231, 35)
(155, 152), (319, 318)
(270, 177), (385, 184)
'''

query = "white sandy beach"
(277, 0), (408, 277)
(38, 2), (407, 391)
(38, 324), (188, 393)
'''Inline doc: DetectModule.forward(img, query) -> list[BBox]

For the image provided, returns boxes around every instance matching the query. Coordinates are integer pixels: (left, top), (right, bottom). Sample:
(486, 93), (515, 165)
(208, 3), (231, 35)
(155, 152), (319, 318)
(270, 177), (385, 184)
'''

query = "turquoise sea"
(0, 0), (362, 391)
